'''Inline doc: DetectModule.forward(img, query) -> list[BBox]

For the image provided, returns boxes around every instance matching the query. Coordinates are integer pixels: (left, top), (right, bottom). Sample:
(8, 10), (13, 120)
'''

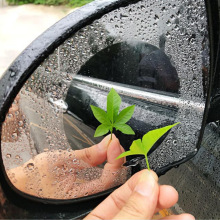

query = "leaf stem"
(110, 126), (113, 140)
(145, 154), (150, 171)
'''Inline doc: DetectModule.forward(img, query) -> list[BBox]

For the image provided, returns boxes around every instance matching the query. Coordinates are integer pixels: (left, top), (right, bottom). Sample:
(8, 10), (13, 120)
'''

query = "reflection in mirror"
(66, 42), (180, 153)
(1, 0), (209, 200)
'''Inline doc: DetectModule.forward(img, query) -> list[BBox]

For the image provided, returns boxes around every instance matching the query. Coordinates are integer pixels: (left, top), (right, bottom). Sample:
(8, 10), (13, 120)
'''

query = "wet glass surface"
(1, 0), (210, 200)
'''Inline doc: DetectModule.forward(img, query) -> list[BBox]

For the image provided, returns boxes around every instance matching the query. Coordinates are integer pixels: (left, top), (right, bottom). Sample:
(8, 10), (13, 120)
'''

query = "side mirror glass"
(1, 0), (211, 202)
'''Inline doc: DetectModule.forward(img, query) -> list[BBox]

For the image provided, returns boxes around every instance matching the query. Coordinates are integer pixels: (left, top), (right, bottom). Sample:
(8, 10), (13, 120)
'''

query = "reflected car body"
(64, 40), (186, 163)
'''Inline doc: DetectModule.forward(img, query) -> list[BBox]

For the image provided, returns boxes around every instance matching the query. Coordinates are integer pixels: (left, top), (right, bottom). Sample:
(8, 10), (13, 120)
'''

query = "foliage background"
(6, 0), (94, 7)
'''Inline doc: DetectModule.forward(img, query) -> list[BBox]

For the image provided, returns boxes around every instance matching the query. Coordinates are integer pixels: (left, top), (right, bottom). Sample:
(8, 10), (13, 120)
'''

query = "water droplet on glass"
(154, 14), (159, 21)
(11, 133), (17, 139)
(18, 121), (24, 127)
(10, 72), (16, 77)
(6, 154), (11, 158)
(27, 163), (35, 170)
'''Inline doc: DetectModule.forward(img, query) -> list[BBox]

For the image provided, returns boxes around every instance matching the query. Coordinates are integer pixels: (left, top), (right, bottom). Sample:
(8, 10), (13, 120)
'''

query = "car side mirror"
(0, 0), (219, 213)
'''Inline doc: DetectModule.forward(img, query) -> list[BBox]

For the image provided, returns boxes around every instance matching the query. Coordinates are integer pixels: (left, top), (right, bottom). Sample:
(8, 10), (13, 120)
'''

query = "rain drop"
(27, 163), (35, 170)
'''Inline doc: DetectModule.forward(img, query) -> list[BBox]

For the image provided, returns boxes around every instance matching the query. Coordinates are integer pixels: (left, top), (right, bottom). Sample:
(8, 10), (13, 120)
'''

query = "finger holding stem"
(145, 154), (150, 170)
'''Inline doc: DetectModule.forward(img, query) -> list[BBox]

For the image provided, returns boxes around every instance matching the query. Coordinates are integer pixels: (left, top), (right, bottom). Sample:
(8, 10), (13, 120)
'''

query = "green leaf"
(142, 122), (180, 154)
(115, 105), (135, 125)
(90, 105), (111, 125)
(94, 124), (110, 137)
(91, 88), (135, 140)
(115, 151), (135, 160)
(116, 139), (144, 159)
(130, 139), (145, 154)
(115, 124), (135, 135)
(115, 122), (180, 170)
(107, 88), (121, 123)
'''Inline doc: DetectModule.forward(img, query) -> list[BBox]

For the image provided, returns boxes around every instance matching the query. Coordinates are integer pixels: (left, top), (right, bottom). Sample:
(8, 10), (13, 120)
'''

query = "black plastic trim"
(155, 151), (198, 176)
(197, 0), (220, 150)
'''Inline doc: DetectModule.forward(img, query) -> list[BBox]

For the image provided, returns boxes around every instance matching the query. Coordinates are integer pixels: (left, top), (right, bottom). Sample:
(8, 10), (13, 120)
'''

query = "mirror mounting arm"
(125, 151), (197, 177)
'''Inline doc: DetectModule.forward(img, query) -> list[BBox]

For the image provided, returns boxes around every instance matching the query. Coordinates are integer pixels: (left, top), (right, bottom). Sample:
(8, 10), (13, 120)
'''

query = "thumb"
(113, 170), (159, 220)
(74, 134), (111, 166)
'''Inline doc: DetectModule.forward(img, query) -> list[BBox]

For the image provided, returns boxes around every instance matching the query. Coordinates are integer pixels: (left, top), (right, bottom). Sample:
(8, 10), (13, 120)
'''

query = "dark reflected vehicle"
(77, 42), (179, 93)
(0, 0), (219, 219)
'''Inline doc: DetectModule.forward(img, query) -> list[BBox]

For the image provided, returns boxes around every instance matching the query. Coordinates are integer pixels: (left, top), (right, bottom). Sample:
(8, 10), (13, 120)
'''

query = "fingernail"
(97, 134), (111, 152)
(134, 170), (155, 197)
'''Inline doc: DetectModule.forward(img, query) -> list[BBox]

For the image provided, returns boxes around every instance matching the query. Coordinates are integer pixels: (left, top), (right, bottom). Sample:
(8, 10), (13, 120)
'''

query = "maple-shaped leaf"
(90, 88), (135, 139)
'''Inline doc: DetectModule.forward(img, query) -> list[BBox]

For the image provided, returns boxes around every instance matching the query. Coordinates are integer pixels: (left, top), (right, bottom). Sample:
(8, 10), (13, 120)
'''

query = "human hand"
(85, 170), (195, 220)
(7, 134), (128, 199)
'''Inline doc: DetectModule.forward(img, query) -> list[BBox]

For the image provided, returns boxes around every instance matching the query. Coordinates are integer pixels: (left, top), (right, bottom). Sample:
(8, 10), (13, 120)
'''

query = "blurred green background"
(6, 0), (94, 7)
